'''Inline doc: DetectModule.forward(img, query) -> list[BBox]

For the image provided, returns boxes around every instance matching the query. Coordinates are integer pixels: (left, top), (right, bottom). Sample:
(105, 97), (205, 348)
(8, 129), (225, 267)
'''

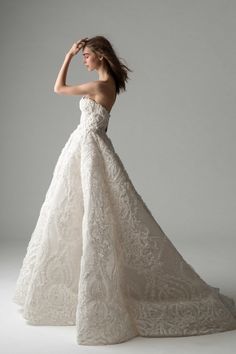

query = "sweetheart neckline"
(82, 96), (111, 115)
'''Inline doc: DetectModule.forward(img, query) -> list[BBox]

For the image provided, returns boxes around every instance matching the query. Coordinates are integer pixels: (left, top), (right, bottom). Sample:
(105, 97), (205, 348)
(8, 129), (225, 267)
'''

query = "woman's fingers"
(77, 37), (88, 45)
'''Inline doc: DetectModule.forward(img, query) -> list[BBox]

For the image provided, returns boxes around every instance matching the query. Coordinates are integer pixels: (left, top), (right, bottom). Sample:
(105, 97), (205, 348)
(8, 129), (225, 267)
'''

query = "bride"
(54, 36), (122, 116)
(13, 35), (236, 346)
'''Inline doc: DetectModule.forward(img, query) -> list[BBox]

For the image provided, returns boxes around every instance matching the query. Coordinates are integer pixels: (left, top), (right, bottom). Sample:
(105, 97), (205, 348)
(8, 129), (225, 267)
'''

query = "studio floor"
(1, 238), (236, 354)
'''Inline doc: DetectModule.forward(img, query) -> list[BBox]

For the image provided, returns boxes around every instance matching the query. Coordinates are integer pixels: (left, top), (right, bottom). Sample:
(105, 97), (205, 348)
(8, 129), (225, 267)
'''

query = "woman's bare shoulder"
(89, 79), (117, 112)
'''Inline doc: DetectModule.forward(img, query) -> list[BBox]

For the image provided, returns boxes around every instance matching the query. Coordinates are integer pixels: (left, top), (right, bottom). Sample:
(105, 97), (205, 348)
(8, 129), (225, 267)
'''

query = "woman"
(13, 35), (236, 346)
(54, 36), (129, 122)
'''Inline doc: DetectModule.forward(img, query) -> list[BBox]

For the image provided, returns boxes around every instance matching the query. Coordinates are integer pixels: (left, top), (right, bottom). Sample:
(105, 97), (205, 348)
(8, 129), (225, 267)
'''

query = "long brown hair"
(82, 35), (132, 94)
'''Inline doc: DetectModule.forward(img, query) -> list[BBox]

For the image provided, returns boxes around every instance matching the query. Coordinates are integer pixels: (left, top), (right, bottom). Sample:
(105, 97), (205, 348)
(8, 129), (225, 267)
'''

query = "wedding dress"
(12, 96), (236, 345)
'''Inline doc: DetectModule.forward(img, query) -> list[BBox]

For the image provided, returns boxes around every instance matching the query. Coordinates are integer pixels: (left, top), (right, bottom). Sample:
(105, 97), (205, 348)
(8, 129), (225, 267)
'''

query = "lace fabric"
(12, 96), (236, 345)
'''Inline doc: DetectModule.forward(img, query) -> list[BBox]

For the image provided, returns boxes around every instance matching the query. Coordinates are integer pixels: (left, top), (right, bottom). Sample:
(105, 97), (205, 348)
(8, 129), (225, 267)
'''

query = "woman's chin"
(86, 66), (94, 72)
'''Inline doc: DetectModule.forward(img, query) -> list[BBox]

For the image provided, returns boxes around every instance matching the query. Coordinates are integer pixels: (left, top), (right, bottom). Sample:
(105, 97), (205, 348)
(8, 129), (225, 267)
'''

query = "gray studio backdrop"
(1, 1), (235, 255)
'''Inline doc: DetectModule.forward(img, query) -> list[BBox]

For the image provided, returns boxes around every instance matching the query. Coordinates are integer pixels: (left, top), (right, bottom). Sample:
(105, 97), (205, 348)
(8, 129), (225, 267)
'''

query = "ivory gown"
(13, 96), (236, 345)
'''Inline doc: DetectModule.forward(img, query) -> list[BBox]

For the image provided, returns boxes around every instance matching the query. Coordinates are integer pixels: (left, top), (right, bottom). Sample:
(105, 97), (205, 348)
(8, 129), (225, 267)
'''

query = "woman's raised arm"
(53, 38), (97, 96)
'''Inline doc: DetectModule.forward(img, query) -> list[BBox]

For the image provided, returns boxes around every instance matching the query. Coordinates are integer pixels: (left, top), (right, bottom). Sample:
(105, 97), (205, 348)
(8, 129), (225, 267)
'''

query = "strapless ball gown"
(12, 96), (236, 345)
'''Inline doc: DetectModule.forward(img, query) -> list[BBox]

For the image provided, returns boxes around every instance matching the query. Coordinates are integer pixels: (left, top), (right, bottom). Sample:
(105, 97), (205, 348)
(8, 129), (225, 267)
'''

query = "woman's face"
(82, 46), (100, 71)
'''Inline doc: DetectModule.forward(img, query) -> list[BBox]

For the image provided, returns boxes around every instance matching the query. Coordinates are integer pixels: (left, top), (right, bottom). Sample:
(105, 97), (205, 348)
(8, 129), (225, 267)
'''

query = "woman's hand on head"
(67, 37), (89, 57)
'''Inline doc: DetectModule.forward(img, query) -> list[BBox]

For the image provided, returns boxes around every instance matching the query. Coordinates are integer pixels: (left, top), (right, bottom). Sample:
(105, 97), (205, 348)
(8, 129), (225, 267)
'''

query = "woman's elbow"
(54, 86), (61, 94)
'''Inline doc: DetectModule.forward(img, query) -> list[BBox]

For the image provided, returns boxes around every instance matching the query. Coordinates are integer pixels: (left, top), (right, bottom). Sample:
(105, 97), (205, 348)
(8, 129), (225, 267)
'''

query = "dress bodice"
(79, 96), (110, 134)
